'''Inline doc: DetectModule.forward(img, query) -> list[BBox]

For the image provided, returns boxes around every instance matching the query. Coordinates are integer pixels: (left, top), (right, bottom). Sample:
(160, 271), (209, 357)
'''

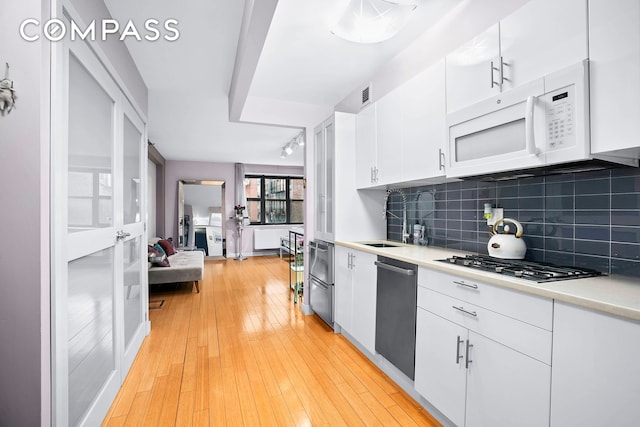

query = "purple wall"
(164, 161), (303, 256)
(0, 0), (48, 424)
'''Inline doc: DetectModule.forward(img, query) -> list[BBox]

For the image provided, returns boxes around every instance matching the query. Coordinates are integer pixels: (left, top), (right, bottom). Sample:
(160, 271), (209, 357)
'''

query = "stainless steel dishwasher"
(375, 256), (418, 380)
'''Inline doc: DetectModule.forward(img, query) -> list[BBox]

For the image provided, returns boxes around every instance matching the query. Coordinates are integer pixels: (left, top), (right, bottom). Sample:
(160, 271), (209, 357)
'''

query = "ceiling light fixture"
(331, 0), (418, 44)
(280, 131), (305, 159)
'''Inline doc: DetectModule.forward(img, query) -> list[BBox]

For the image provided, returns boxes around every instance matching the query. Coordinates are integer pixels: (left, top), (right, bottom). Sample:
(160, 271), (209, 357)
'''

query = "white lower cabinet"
(415, 308), (467, 426)
(335, 246), (377, 354)
(550, 302), (640, 427)
(334, 245), (353, 332)
(464, 332), (550, 427)
(415, 268), (552, 427)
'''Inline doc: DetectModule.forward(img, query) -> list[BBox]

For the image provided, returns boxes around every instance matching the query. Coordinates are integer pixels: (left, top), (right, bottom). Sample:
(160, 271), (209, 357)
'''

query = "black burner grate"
(438, 255), (602, 283)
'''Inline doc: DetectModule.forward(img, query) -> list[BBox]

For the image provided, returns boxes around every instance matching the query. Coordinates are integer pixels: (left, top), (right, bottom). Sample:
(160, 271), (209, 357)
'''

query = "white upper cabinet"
(446, 23), (501, 114)
(446, 0), (588, 113)
(500, 0), (588, 90)
(314, 117), (334, 242)
(589, 0), (640, 157)
(401, 60), (447, 182)
(355, 60), (447, 188)
(375, 88), (404, 186)
(355, 104), (377, 188)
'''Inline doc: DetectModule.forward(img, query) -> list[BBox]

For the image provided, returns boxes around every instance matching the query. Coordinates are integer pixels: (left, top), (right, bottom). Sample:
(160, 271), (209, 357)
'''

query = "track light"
(279, 131), (305, 159)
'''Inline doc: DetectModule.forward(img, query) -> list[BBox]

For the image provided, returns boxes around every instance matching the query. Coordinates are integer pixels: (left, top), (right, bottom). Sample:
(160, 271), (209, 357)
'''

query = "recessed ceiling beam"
(228, 0), (279, 122)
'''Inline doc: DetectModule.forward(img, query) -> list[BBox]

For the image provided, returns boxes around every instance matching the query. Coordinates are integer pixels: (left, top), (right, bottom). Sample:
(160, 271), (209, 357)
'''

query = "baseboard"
(228, 250), (280, 258)
(301, 302), (313, 315)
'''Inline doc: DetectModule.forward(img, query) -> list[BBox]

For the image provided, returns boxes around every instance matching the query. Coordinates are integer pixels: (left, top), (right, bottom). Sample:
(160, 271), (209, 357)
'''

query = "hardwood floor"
(102, 256), (441, 426)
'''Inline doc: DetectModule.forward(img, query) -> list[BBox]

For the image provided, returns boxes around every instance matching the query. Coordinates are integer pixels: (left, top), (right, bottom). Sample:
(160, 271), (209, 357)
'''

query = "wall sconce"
(331, 0), (418, 44)
(0, 63), (16, 115)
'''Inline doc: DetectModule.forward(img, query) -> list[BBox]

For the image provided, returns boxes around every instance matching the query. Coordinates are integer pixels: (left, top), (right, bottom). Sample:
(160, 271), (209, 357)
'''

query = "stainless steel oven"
(309, 240), (334, 328)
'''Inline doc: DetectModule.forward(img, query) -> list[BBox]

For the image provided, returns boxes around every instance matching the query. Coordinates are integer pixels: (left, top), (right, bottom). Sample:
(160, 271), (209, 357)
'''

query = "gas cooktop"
(439, 254), (603, 283)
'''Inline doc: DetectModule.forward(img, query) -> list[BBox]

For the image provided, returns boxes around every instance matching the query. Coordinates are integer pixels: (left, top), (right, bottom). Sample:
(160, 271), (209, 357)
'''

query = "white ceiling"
(104, 0), (525, 167)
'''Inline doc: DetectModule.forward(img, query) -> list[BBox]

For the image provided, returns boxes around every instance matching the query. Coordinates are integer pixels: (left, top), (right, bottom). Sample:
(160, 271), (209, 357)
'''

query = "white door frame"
(50, 5), (149, 425)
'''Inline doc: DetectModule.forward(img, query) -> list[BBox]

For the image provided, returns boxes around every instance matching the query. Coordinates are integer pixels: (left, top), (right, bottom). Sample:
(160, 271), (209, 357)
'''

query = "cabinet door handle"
(351, 254), (356, 269)
(500, 56), (509, 84)
(370, 167), (374, 184)
(455, 335), (464, 365)
(438, 148), (445, 171)
(490, 60), (500, 88)
(452, 305), (477, 317)
(347, 253), (352, 269)
(465, 340), (473, 369)
(453, 280), (478, 289)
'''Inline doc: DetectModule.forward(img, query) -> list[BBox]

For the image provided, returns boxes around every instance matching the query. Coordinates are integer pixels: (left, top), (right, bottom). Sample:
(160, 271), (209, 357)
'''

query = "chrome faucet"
(383, 188), (409, 243)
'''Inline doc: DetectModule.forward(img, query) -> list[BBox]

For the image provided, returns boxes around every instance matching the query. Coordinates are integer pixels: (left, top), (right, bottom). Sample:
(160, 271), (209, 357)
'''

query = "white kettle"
(487, 218), (527, 259)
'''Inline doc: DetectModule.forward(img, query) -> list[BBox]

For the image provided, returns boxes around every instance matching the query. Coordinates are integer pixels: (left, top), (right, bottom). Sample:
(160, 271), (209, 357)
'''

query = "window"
(245, 175), (304, 225)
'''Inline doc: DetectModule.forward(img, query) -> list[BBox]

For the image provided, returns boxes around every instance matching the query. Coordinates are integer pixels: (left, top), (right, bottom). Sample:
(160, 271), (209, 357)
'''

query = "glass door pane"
(123, 115), (142, 225)
(120, 104), (147, 374)
(123, 237), (142, 349)
(325, 121), (334, 235)
(68, 53), (114, 233)
(68, 248), (115, 426)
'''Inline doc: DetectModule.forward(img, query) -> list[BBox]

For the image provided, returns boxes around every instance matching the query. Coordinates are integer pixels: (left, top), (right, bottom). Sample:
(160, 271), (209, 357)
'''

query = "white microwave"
(446, 60), (592, 178)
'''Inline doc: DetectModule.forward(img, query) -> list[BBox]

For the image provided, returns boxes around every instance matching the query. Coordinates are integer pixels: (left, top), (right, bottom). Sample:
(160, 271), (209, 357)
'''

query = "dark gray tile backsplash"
(386, 166), (640, 278)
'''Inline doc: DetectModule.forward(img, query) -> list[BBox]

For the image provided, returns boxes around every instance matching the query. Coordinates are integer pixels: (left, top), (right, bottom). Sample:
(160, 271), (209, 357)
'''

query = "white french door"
(52, 19), (148, 426)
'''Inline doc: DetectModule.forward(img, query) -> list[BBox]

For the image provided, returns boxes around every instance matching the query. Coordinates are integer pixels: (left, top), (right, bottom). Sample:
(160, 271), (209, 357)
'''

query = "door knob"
(116, 230), (131, 241)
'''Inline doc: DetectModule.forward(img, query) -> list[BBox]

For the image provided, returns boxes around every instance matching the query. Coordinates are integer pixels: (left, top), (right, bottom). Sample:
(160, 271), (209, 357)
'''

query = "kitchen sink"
(362, 242), (402, 248)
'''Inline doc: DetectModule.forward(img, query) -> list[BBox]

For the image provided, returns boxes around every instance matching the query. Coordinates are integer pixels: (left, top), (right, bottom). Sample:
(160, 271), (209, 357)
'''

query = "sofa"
(148, 237), (204, 293)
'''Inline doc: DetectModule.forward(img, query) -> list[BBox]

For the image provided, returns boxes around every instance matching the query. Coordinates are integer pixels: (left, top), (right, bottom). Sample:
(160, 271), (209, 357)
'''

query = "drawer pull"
(455, 335), (464, 364)
(452, 305), (477, 317)
(453, 280), (478, 289)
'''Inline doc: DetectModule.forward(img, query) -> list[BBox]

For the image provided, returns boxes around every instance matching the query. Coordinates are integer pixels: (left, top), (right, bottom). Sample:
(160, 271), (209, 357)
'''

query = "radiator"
(253, 228), (290, 250)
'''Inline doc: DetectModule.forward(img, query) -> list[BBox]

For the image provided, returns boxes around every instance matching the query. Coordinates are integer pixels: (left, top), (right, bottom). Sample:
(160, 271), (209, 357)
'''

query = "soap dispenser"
(413, 222), (422, 245)
(420, 221), (428, 246)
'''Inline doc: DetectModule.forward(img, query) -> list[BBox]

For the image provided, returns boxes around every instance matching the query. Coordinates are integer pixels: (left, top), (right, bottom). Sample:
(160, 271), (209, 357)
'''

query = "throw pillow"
(157, 239), (177, 256)
(148, 245), (170, 267)
(154, 243), (167, 257)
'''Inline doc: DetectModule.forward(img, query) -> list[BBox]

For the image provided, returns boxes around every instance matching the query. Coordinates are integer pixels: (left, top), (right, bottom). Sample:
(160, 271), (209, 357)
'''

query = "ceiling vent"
(361, 85), (371, 108)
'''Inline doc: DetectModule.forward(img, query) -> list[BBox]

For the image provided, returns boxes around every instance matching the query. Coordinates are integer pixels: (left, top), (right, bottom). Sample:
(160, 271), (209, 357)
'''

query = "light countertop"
(335, 240), (640, 322)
